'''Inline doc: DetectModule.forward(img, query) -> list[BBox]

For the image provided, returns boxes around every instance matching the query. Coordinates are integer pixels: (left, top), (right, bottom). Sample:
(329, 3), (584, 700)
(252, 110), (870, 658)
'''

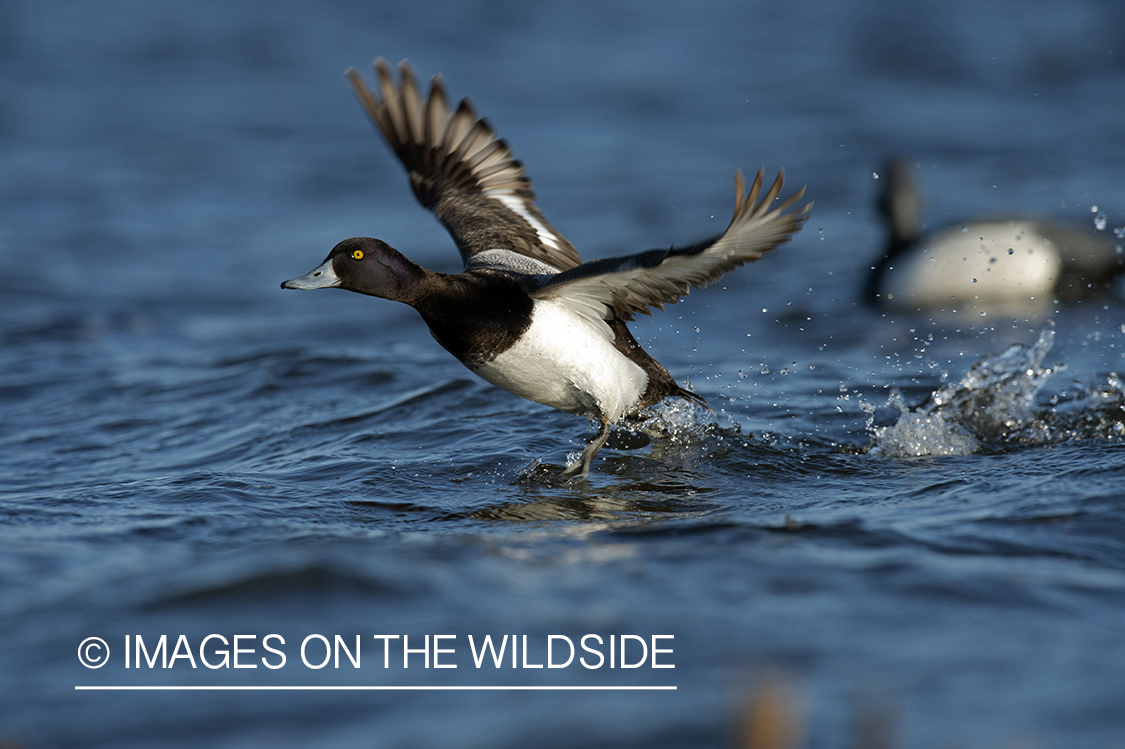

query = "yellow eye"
(352, 249), (364, 260)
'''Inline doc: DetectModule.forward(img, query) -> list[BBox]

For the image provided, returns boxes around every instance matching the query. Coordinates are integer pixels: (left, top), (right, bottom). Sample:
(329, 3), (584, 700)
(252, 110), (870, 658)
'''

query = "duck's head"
(865, 157), (925, 305)
(281, 237), (425, 302)
(878, 157), (924, 253)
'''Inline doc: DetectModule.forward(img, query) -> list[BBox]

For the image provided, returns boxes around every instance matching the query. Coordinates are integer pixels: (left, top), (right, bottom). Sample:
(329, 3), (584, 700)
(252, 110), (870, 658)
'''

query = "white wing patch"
(491, 191), (563, 251)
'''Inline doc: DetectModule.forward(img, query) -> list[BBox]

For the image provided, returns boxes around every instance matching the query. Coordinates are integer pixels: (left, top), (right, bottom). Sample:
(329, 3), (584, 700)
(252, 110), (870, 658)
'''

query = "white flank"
(470, 300), (648, 422)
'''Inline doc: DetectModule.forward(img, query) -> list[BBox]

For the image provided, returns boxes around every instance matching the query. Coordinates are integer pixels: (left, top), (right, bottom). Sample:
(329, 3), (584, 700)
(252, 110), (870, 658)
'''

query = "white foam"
(870, 328), (1061, 457)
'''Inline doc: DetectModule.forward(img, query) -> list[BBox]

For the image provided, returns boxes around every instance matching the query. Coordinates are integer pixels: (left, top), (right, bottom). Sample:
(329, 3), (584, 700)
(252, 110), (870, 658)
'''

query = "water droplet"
(1007, 247), (1015, 255)
(961, 225), (968, 233)
(1094, 213), (1108, 231)
(1114, 226), (1125, 239)
(873, 171), (880, 180)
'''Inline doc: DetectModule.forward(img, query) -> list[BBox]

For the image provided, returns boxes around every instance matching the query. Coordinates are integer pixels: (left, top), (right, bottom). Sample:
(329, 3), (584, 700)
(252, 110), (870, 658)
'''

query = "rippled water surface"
(3, 1), (1125, 747)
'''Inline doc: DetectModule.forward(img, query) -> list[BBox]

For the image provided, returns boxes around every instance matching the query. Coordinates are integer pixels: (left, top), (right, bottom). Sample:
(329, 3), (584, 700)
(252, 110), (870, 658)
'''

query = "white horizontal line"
(75, 685), (676, 692)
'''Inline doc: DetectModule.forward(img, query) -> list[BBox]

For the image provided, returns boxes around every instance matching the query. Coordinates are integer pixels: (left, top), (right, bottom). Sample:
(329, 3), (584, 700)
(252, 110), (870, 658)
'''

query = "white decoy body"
(867, 158), (1122, 312)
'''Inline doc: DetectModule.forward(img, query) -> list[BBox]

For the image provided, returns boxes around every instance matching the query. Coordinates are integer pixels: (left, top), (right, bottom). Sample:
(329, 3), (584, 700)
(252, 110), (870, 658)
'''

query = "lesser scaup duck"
(283, 60), (810, 476)
(866, 157), (1123, 312)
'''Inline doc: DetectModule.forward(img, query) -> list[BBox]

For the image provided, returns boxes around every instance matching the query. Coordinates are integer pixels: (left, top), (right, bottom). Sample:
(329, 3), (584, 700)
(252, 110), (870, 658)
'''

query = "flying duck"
(283, 60), (810, 477)
(866, 157), (1123, 312)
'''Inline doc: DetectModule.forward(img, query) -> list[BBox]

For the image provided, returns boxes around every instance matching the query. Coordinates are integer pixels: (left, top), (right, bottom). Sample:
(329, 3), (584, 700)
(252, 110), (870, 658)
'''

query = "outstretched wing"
(530, 169), (810, 331)
(347, 59), (582, 271)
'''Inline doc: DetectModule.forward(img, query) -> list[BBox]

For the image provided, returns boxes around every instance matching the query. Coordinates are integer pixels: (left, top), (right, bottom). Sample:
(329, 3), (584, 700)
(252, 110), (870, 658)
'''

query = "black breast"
(412, 272), (534, 365)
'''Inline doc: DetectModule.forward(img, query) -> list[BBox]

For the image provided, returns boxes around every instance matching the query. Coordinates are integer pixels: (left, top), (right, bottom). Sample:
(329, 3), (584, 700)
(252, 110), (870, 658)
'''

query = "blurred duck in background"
(865, 157), (1123, 313)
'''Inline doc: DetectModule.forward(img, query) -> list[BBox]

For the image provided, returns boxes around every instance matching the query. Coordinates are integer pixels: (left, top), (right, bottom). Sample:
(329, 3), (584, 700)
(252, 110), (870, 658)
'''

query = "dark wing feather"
(531, 169), (810, 331)
(346, 59), (582, 271)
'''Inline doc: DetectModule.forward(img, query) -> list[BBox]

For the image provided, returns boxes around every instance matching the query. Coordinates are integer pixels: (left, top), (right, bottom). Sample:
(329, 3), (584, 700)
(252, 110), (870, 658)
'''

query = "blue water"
(3, 1), (1125, 747)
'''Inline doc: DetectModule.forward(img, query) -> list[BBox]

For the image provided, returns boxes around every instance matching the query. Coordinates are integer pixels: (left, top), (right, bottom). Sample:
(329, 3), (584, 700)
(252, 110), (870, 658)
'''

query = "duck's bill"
(281, 259), (340, 290)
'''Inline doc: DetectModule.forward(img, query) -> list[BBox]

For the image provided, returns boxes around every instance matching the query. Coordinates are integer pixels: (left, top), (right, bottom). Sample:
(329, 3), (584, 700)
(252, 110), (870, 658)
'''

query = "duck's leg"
(562, 418), (612, 478)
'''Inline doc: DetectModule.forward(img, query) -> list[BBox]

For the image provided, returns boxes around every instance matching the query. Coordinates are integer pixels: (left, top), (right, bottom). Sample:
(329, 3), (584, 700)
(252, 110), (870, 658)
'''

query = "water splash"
(633, 397), (717, 442)
(869, 328), (1125, 457)
(869, 391), (982, 457)
(1092, 205), (1108, 231)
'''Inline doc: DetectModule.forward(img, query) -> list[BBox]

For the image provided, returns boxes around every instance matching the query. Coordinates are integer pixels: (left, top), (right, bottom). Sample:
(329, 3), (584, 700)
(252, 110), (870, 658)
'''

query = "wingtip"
(345, 66), (381, 123)
(776, 183), (810, 215)
(373, 57), (393, 85)
(395, 58), (419, 88)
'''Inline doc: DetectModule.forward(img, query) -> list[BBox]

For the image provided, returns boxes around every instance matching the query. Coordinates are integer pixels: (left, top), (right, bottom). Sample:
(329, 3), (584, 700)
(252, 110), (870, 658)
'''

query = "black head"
(281, 237), (426, 302)
(878, 157), (923, 252)
(865, 158), (925, 305)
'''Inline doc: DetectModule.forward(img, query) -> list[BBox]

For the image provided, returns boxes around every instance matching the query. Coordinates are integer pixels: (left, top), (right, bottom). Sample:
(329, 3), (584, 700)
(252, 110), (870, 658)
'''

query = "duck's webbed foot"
(561, 419), (612, 479)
